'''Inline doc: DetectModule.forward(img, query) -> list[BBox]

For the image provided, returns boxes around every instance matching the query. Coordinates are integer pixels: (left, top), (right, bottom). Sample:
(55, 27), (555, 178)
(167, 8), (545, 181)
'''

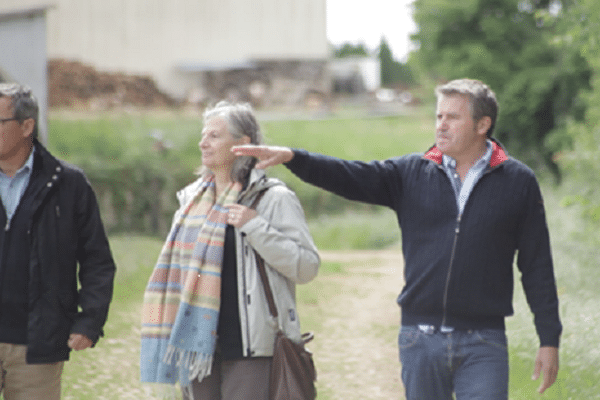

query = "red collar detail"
(423, 146), (443, 164)
(488, 141), (508, 167)
(423, 140), (508, 167)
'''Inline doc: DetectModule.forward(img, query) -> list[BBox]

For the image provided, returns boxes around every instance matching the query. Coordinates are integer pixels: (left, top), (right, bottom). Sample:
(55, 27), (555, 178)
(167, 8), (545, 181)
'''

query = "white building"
(0, 0), (329, 104)
(329, 56), (381, 94)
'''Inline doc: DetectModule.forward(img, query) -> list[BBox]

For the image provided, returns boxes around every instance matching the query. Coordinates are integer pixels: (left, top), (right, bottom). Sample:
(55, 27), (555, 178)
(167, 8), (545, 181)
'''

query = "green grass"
(504, 180), (600, 400)
(47, 108), (435, 221)
(260, 111), (435, 217)
(308, 209), (400, 250)
(61, 235), (163, 399)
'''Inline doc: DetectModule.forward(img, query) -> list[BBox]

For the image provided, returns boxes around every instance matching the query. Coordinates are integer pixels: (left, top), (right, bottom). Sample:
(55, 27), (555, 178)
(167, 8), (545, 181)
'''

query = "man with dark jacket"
(0, 83), (115, 399)
(232, 79), (562, 399)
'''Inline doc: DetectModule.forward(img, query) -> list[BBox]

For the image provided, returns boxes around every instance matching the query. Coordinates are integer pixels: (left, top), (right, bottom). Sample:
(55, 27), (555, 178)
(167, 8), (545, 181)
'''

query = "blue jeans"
(398, 326), (509, 400)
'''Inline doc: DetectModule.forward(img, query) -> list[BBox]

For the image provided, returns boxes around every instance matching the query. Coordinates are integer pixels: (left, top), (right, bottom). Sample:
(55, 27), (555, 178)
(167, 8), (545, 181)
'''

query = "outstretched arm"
(232, 145), (294, 169)
(235, 144), (398, 208)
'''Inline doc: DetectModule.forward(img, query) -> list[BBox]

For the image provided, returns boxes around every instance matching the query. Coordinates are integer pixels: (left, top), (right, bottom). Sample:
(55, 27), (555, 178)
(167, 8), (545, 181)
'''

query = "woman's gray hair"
(435, 79), (498, 138)
(0, 83), (39, 139)
(202, 101), (264, 182)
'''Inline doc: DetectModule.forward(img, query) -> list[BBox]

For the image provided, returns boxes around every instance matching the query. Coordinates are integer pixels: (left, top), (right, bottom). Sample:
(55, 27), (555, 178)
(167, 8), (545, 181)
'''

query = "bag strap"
(248, 188), (279, 319)
(249, 186), (269, 210)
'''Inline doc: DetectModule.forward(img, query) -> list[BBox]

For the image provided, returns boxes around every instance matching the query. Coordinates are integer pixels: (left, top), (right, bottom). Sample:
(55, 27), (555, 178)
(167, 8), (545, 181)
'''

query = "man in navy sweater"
(233, 79), (561, 399)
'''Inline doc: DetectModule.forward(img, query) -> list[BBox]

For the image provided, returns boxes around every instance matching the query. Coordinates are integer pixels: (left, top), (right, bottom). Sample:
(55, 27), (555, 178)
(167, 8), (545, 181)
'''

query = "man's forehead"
(0, 96), (13, 111)
(436, 94), (471, 109)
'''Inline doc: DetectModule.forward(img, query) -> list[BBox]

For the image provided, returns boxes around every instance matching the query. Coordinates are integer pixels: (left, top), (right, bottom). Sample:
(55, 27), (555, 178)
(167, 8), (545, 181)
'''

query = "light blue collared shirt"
(442, 140), (493, 214)
(0, 148), (35, 222)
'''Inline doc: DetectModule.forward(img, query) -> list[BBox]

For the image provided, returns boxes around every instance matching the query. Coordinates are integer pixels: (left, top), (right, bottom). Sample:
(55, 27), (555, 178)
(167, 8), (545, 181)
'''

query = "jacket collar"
(32, 139), (62, 175)
(238, 169), (284, 204)
(177, 168), (284, 206)
(423, 138), (508, 168)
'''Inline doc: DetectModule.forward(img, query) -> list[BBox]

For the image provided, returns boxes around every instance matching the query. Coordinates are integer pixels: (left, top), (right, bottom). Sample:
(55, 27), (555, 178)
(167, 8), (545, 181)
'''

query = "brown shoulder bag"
(250, 189), (317, 400)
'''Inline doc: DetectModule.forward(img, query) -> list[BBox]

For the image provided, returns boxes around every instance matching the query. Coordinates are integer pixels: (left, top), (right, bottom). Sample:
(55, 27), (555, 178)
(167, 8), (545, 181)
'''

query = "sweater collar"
(423, 138), (508, 168)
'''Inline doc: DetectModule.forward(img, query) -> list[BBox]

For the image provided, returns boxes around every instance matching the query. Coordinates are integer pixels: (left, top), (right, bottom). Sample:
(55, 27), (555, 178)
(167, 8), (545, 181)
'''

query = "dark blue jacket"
(0, 140), (116, 363)
(285, 141), (561, 347)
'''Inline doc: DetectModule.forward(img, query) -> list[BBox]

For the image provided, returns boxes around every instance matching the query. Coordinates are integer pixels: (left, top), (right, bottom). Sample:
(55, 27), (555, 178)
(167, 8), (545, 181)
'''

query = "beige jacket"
(177, 169), (320, 357)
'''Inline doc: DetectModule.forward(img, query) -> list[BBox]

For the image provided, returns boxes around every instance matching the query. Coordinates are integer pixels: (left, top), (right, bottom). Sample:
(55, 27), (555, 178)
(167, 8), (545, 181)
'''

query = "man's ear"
(477, 116), (492, 137)
(21, 118), (36, 139)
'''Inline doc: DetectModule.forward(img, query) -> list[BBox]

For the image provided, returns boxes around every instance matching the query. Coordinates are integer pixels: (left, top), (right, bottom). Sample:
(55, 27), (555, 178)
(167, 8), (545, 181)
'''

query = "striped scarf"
(140, 176), (241, 387)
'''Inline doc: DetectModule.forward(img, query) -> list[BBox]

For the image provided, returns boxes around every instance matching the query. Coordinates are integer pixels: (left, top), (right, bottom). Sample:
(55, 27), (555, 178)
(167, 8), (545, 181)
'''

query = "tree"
(411, 0), (590, 174)
(379, 37), (414, 87)
(334, 42), (369, 58)
(552, 0), (600, 224)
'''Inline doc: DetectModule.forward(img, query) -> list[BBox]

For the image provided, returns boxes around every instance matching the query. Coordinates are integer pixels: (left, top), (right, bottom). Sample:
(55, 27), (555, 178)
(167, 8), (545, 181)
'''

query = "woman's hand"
(227, 204), (258, 228)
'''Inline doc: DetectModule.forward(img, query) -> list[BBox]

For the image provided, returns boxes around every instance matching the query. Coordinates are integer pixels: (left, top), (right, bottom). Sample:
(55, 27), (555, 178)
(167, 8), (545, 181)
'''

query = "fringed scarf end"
(162, 346), (214, 384)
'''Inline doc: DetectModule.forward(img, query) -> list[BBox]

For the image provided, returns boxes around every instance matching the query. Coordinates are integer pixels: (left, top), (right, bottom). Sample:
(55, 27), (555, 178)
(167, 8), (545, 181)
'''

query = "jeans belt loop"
(440, 325), (455, 333)
(418, 324), (455, 334)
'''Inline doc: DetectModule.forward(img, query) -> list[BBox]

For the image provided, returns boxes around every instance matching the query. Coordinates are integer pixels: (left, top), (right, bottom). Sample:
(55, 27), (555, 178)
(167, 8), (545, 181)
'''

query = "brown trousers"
(0, 343), (64, 400)
(183, 353), (272, 400)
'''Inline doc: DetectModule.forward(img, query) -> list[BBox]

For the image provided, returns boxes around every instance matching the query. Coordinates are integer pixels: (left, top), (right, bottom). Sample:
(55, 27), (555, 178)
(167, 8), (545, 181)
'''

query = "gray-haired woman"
(141, 101), (320, 399)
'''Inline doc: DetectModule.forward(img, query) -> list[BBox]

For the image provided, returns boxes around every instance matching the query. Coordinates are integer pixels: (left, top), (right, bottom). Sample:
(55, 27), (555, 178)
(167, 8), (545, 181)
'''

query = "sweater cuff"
(535, 310), (562, 348)
(284, 148), (309, 170)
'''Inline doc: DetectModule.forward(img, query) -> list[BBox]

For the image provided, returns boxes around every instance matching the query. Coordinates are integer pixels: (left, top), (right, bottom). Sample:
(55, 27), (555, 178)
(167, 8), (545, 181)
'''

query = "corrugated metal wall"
(0, 8), (49, 142)
(1, 0), (328, 98)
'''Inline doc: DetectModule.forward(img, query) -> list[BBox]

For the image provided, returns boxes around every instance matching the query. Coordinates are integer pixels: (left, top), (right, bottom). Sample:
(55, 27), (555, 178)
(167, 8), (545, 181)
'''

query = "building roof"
(0, 5), (53, 22)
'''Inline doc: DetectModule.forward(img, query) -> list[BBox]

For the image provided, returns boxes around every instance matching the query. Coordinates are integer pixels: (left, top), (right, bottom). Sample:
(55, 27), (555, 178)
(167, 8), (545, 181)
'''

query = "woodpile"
(48, 59), (177, 109)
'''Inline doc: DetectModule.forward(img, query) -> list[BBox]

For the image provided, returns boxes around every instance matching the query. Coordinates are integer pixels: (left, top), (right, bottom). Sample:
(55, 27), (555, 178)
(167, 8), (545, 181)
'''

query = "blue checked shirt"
(0, 149), (34, 223)
(442, 140), (493, 215)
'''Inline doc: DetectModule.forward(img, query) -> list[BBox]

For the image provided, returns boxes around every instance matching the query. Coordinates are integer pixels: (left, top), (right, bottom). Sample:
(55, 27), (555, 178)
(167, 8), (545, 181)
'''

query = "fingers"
(227, 207), (242, 226)
(231, 145), (294, 169)
(532, 346), (559, 394)
(536, 362), (558, 394)
(531, 357), (542, 381)
(68, 333), (93, 351)
(231, 144), (265, 157)
(227, 205), (257, 227)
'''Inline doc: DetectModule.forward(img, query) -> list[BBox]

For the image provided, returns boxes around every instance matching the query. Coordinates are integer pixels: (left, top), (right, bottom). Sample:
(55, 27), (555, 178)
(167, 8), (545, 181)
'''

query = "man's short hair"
(0, 83), (39, 139)
(435, 79), (498, 138)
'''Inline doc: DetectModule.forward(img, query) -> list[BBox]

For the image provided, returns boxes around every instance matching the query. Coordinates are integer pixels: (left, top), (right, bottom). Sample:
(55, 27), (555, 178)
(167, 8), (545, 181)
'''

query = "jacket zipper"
(439, 165), (497, 327)
(441, 213), (461, 327)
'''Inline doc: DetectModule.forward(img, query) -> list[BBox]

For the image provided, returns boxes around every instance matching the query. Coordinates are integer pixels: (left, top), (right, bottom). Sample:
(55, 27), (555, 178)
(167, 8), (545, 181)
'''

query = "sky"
(326, 0), (418, 61)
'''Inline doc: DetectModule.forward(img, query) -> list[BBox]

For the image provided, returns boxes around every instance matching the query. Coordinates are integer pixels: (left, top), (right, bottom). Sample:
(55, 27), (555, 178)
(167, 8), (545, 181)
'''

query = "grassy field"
(505, 181), (600, 399)
(44, 108), (600, 398)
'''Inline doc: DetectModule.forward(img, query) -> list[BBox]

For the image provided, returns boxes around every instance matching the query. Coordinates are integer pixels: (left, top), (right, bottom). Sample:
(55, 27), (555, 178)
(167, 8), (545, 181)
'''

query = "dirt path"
(306, 249), (406, 400)
(62, 248), (405, 399)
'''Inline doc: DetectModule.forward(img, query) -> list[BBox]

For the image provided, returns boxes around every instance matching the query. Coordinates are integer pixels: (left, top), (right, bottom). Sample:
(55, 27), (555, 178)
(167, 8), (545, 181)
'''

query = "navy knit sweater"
(285, 142), (562, 347)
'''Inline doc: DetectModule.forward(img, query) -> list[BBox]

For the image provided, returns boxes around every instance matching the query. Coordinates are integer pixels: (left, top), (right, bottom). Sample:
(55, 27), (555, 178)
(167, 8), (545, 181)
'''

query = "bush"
(47, 110), (434, 237)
